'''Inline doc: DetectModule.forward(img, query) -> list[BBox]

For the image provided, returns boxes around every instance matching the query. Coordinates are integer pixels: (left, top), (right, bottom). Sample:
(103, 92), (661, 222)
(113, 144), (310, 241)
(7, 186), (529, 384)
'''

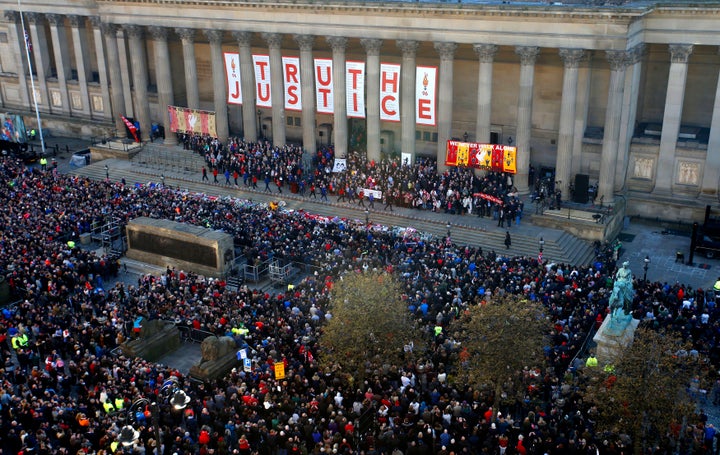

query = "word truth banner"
(168, 106), (217, 137)
(445, 141), (517, 174)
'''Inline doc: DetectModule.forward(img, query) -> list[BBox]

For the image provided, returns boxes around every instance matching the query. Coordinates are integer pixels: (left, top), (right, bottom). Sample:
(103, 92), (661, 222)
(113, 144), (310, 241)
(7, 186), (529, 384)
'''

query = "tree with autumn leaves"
(318, 270), (424, 384)
(581, 326), (707, 455)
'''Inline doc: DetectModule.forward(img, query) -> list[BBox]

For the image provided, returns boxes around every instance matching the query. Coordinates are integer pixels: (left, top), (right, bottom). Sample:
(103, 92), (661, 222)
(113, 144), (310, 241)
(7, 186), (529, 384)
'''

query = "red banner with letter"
(445, 141), (517, 174)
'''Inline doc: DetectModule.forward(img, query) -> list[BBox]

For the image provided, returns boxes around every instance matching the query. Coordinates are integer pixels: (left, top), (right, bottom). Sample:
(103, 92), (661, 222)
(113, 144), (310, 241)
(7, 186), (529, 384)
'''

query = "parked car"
(695, 234), (720, 258)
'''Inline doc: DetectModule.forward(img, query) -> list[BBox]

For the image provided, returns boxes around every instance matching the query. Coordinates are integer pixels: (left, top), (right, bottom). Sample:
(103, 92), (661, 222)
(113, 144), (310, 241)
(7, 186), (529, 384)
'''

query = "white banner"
(314, 58), (333, 114)
(360, 188), (383, 200)
(415, 66), (437, 126)
(282, 56), (302, 111)
(332, 158), (347, 173)
(253, 54), (272, 108)
(380, 63), (400, 122)
(346, 61), (365, 118)
(224, 52), (242, 105)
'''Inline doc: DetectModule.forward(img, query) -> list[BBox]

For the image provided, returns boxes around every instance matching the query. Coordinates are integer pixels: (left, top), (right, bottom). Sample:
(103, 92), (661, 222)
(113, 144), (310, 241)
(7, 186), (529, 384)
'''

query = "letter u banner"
(253, 55), (272, 108)
(224, 52), (242, 105)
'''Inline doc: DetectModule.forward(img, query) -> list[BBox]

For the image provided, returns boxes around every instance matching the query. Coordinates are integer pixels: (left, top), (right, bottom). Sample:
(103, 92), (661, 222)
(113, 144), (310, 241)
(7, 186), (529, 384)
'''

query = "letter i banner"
(345, 61), (365, 118)
(224, 52), (242, 105)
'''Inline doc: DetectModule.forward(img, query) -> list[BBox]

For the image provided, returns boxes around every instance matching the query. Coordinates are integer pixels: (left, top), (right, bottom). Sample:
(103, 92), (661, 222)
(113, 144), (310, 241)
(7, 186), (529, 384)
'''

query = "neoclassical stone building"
(0, 0), (718, 220)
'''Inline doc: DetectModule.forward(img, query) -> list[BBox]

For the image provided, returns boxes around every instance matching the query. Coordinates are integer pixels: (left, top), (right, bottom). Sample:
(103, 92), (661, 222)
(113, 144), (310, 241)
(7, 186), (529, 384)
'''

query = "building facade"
(0, 0), (719, 220)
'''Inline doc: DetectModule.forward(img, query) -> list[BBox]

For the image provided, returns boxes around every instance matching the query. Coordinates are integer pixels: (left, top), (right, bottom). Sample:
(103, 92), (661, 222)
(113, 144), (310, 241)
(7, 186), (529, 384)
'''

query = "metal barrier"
(269, 259), (294, 285)
(176, 325), (216, 344)
(244, 260), (270, 282)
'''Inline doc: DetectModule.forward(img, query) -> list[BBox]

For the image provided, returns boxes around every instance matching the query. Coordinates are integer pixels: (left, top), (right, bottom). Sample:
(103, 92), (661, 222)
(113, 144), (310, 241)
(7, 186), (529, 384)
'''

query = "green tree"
(582, 327), (705, 455)
(318, 271), (423, 383)
(449, 296), (551, 415)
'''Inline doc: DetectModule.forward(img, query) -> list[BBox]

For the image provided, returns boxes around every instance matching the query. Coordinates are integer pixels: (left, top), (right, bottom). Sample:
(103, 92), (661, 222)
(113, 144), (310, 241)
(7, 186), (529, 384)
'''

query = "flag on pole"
(121, 116), (140, 143)
(24, 30), (32, 52)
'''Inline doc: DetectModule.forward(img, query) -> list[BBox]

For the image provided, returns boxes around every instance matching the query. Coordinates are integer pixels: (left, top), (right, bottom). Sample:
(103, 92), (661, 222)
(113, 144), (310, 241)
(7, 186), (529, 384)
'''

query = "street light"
(643, 255), (651, 281)
(161, 174), (165, 187)
(104, 164), (109, 180)
(446, 223), (451, 239)
(117, 425), (140, 448)
(257, 110), (262, 139)
(539, 237), (545, 252)
(365, 208), (369, 225)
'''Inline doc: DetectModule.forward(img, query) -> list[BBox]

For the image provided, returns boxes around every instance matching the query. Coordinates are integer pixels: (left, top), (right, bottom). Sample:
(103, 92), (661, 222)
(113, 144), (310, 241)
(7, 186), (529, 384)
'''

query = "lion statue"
(200, 336), (236, 362)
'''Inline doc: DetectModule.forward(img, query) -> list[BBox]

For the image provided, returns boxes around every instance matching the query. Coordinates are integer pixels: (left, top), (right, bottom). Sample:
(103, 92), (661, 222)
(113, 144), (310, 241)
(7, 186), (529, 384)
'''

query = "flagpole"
(17, 0), (46, 156)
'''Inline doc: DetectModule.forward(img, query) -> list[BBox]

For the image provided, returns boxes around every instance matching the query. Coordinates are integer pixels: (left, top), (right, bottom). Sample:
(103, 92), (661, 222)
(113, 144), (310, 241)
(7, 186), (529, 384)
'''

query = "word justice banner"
(445, 141), (517, 174)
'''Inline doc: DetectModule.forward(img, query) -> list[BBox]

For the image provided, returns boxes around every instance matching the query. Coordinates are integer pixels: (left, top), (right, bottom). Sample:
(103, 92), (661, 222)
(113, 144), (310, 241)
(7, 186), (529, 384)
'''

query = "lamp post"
(257, 110), (262, 140)
(446, 223), (451, 239)
(643, 255), (651, 282)
(119, 377), (190, 455)
(104, 164), (109, 180)
(161, 174), (165, 187)
(365, 208), (369, 226)
(539, 237), (545, 253)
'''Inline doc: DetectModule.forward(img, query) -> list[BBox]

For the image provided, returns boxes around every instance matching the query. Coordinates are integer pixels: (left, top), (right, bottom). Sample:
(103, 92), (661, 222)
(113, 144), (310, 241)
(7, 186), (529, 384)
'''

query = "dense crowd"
(0, 154), (717, 455)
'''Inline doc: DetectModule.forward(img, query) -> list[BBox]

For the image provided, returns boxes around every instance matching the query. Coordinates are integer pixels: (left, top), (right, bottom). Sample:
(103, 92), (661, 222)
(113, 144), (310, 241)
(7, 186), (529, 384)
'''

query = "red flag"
(121, 116), (140, 143)
(491, 145), (504, 172)
(168, 106), (178, 133)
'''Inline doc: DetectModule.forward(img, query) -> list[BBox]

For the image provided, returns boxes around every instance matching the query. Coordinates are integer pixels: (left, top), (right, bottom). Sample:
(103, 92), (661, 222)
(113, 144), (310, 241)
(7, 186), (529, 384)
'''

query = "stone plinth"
(126, 217), (235, 277)
(593, 314), (640, 365)
(120, 318), (180, 362)
(189, 336), (239, 382)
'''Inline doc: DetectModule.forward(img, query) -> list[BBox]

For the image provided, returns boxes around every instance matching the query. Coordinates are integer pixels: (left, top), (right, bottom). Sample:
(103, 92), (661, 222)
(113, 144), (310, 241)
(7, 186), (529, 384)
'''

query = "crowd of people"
(0, 147), (717, 455)
(188, 134), (524, 227)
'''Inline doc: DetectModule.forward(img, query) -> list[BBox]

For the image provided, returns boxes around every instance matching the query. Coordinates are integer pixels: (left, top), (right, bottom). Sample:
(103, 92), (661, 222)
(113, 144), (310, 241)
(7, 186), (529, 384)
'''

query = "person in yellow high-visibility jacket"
(586, 354), (598, 368)
(713, 277), (720, 292)
(103, 400), (115, 414)
(11, 332), (28, 350)
(114, 397), (124, 411)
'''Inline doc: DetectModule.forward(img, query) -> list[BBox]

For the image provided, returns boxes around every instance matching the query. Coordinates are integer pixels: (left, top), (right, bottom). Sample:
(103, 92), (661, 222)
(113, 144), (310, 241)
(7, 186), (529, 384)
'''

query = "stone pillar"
(616, 44), (645, 192)
(116, 28), (133, 117)
(100, 21), (125, 133)
(125, 25), (151, 141)
(149, 26), (176, 145)
(654, 44), (693, 195)
(4, 11), (30, 108)
(26, 12), (50, 112)
(234, 31), (257, 142)
(514, 46), (540, 194)
(262, 32), (286, 145)
(473, 44), (498, 144)
(176, 28), (199, 109)
(435, 41), (457, 172)
(328, 36), (348, 157)
(88, 17), (111, 121)
(204, 29), (229, 142)
(295, 34), (316, 154)
(554, 48), (584, 199)
(46, 14), (71, 114)
(572, 51), (593, 177)
(701, 47), (720, 199)
(597, 50), (629, 205)
(361, 38), (382, 163)
(397, 40), (418, 163)
(69, 15), (91, 117)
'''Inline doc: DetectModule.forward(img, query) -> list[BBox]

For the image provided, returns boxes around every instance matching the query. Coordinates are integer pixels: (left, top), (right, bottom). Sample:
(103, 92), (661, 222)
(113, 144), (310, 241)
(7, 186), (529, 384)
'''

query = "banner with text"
(415, 66), (437, 126)
(445, 141), (517, 174)
(346, 61), (365, 118)
(314, 58), (333, 114)
(282, 56), (302, 111)
(168, 105), (218, 138)
(380, 63), (400, 122)
(253, 55), (272, 108)
(224, 52), (242, 105)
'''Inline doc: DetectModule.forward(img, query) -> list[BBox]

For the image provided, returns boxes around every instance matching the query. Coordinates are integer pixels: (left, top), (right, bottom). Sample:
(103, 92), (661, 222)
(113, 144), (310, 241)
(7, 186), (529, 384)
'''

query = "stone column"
(701, 47), (720, 199)
(262, 32), (286, 145)
(435, 41), (457, 172)
(149, 26), (176, 145)
(654, 44), (693, 195)
(554, 48), (584, 199)
(572, 51), (593, 177)
(116, 28), (133, 116)
(88, 17), (111, 121)
(204, 29), (229, 142)
(26, 12), (50, 112)
(4, 11), (30, 108)
(295, 34), (316, 154)
(100, 22), (125, 133)
(616, 44), (645, 192)
(397, 40), (418, 163)
(473, 44), (498, 144)
(597, 50), (629, 205)
(361, 38), (382, 162)
(234, 31), (257, 142)
(514, 46), (540, 193)
(46, 14), (71, 114)
(328, 36), (348, 157)
(125, 25), (151, 141)
(68, 15), (91, 117)
(176, 28), (199, 109)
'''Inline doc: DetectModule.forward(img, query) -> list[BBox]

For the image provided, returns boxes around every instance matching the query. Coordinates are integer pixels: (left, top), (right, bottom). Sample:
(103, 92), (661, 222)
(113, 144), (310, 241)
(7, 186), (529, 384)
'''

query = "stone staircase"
(70, 159), (597, 267)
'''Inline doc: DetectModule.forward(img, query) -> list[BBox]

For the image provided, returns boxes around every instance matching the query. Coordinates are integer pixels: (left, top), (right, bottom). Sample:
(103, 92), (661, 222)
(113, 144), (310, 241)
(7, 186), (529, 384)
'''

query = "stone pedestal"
(189, 336), (240, 382)
(120, 318), (181, 362)
(593, 314), (639, 365)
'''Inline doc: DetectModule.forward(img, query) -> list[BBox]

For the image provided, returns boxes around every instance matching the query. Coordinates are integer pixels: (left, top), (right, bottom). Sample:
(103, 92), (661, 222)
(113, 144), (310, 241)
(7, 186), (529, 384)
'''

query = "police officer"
(39, 156), (47, 171)
(11, 331), (29, 350)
